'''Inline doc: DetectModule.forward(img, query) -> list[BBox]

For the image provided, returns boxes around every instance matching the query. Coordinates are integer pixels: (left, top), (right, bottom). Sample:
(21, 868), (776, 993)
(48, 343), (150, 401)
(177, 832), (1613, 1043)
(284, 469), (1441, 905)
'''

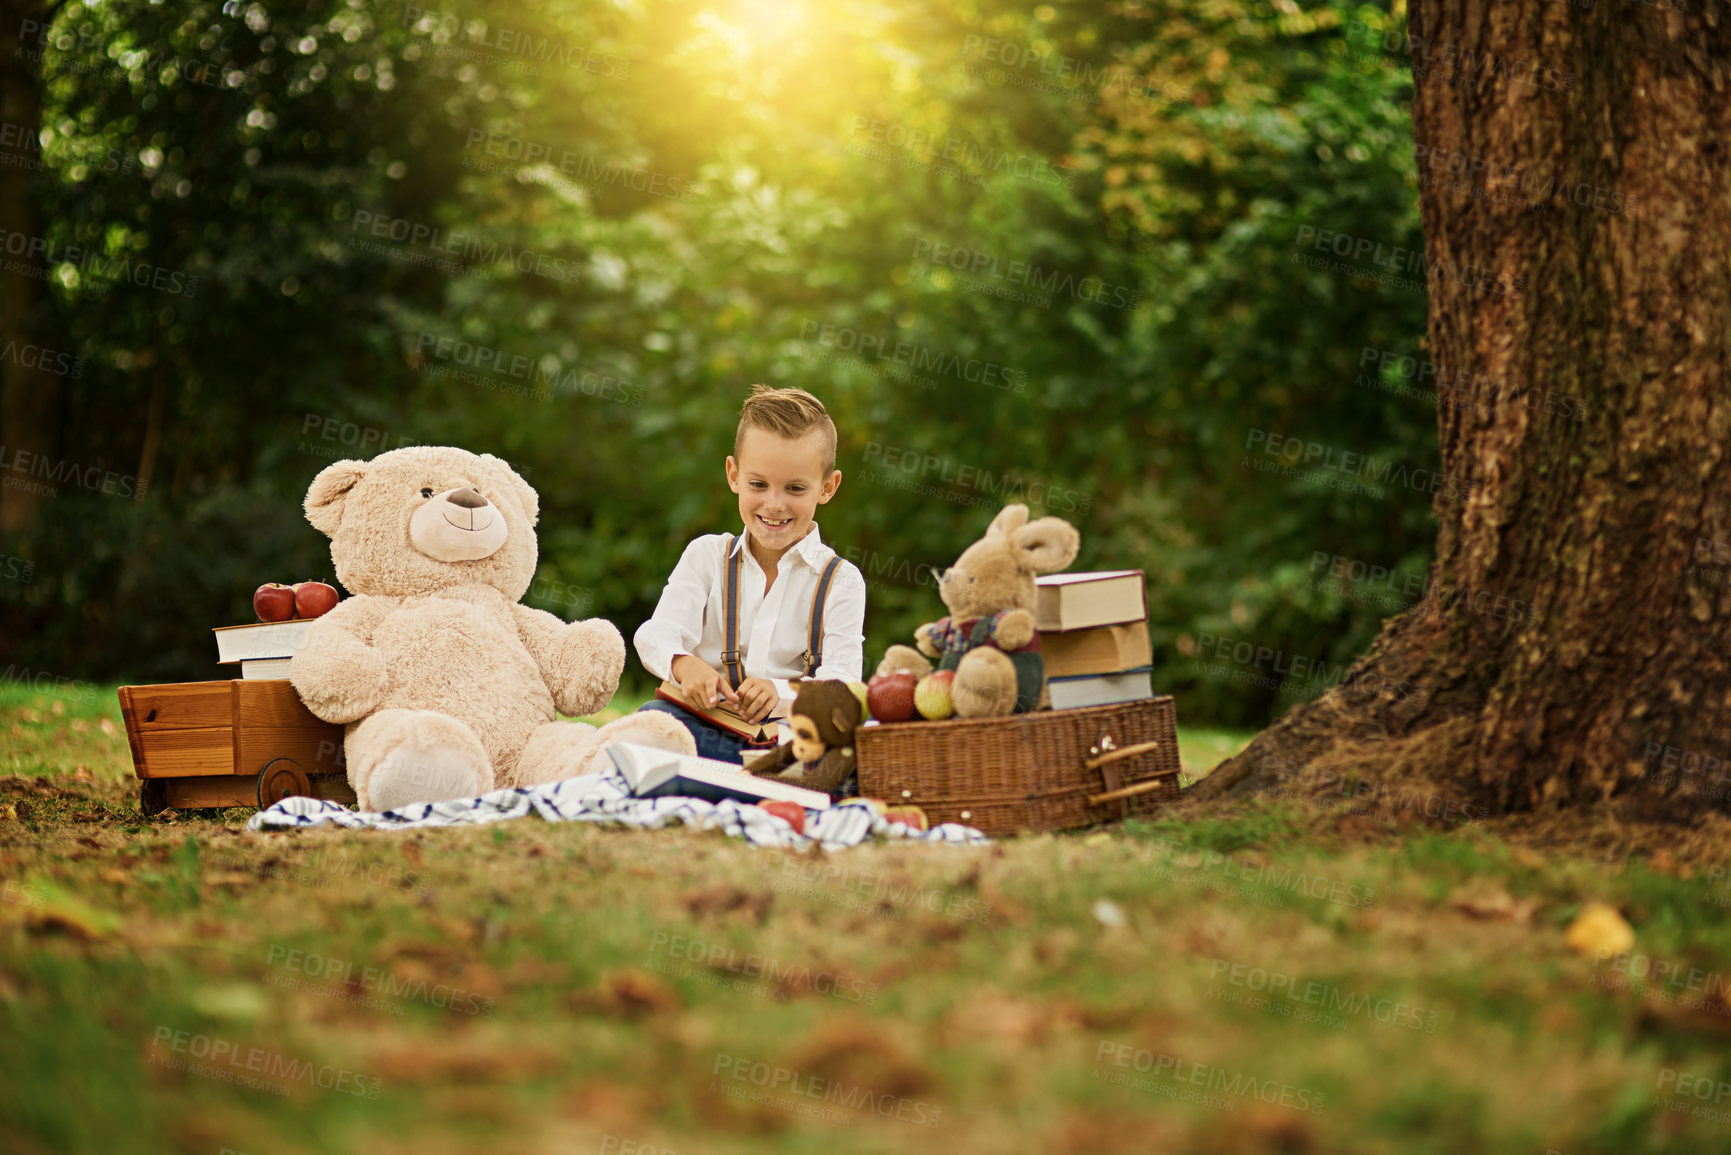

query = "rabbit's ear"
(985, 503), (1030, 539)
(1010, 517), (1081, 574)
(304, 459), (369, 538)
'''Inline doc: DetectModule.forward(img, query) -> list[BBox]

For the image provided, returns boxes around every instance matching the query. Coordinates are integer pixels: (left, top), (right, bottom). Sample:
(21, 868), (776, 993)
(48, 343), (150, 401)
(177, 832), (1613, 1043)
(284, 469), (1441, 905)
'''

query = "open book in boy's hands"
(606, 741), (830, 811)
(653, 677), (797, 744)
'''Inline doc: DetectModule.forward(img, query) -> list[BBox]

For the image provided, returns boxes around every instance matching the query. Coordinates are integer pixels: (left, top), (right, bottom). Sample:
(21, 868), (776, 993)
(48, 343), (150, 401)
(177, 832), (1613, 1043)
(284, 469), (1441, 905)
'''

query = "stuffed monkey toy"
(744, 680), (863, 796)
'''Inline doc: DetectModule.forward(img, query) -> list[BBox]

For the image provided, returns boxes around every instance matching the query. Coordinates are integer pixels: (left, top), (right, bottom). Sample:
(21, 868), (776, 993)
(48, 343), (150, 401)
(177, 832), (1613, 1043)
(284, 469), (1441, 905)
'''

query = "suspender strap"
(721, 534), (745, 690)
(800, 557), (844, 678)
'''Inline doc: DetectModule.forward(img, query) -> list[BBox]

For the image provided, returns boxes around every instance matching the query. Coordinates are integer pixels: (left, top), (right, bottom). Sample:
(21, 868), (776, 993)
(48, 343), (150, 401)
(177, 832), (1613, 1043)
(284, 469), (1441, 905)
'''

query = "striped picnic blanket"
(246, 767), (987, 851)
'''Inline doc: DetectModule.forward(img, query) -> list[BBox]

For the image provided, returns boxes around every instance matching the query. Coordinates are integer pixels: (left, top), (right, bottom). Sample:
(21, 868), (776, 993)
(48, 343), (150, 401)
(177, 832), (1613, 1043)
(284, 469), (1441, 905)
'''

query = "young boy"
(634, 385), (866, 761)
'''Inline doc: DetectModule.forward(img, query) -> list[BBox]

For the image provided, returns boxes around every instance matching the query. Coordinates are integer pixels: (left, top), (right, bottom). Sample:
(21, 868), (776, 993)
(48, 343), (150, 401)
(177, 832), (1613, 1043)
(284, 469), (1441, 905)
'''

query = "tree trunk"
(0, 0), (60, 536)
(1191, 0), (1731, 819)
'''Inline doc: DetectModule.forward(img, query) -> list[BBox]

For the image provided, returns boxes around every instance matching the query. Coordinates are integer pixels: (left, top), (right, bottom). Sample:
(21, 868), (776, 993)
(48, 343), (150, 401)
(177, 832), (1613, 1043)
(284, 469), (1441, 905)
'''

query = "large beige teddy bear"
(288, 446), (695, 812)
(877, 503), (1080, 716)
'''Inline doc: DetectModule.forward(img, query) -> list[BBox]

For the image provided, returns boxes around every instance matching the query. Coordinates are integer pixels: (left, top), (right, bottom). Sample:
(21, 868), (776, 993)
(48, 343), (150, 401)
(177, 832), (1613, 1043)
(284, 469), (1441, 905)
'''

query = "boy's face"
(726, 426), (841, 558)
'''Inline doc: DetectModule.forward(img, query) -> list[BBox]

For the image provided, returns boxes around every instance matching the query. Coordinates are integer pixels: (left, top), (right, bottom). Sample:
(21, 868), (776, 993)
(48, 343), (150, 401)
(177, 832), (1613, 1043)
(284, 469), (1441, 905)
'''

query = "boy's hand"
(736, 677), (781, 724)
(671, 654), (739, 710)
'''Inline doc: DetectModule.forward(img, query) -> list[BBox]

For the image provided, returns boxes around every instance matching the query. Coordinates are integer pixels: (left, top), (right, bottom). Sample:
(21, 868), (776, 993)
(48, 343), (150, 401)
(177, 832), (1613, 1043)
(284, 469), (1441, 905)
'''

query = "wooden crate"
(856, 697), (1182, 836)
(117, 680), (355, 814)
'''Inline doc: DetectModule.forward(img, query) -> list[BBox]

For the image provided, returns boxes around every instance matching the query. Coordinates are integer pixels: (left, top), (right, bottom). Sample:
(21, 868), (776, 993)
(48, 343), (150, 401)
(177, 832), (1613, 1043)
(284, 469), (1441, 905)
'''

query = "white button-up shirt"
(633, 524), (866, 684)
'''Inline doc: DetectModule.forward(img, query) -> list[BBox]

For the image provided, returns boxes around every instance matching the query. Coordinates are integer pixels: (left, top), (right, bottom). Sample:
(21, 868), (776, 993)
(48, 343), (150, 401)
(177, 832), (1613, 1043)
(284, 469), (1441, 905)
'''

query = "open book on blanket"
(653, 677), (797, 744)
(606, 742), (831, 811)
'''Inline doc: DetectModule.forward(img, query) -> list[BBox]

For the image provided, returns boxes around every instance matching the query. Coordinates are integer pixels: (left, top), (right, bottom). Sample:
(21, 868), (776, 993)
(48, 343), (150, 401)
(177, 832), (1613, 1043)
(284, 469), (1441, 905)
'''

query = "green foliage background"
(1, 0), (1431, 727)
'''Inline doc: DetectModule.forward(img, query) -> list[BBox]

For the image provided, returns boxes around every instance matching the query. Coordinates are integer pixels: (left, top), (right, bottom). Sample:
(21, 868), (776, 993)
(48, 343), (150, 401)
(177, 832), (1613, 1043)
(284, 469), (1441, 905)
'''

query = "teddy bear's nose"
(446, 488), (487, 510)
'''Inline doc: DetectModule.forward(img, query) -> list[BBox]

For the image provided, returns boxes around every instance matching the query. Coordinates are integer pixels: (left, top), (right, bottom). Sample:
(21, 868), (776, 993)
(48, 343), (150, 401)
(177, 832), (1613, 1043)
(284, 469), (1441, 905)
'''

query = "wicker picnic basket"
(855, 696), (1182, 836)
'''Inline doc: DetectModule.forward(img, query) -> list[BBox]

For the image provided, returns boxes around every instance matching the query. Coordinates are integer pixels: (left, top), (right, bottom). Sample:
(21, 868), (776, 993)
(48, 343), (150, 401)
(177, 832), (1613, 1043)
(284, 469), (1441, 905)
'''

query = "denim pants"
(636, 698), (757, 763)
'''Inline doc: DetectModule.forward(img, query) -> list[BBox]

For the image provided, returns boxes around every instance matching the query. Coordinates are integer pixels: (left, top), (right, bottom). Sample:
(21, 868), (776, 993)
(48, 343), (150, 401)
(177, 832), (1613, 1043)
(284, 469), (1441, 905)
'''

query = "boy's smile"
(726, 426), (842, 572)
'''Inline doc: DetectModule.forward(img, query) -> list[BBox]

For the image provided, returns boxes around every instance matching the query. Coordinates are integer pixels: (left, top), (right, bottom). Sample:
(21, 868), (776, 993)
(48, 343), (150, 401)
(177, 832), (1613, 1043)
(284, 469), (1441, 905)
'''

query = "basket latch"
(1084, 734), (1166, 817)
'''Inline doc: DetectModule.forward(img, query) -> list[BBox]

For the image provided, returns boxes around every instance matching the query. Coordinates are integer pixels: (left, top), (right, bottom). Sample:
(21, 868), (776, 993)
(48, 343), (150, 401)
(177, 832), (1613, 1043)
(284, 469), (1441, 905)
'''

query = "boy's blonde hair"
(735, 384), (837, 473)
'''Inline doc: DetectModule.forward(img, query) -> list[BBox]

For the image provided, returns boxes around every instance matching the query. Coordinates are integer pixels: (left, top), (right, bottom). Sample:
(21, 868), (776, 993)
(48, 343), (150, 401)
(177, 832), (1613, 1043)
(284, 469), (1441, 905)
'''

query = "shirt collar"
(731, 523), (829, 570)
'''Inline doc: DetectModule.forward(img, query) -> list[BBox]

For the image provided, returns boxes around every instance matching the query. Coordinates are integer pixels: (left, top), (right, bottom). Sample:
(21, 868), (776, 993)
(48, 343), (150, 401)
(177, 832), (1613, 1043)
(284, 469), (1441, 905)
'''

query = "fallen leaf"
(943, 993), (1054, 1045)
(681, 885), (772, 924)
(0, 776), (66, 797)
(190, 983), (269, 1022)
(573, 968), (680, 1018)
(24, 881), (120, 940)
(785, 1020), (933, 1101)
(560, 1080), (651, 1131)
(1565, 902), (1634, 958)
(203, 872), (256, 887)
(1638, 988), (1731, 1037)
(1092, 898), (1127, 928)
(1450, 887), (1535, 923)
(372, 1039), (564, 1083)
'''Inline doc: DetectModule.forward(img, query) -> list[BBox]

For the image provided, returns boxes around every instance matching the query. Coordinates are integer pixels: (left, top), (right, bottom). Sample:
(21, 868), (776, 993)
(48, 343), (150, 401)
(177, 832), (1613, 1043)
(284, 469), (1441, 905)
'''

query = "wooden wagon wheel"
(257, 758), (313, 808)
(139, 778), (167, 817)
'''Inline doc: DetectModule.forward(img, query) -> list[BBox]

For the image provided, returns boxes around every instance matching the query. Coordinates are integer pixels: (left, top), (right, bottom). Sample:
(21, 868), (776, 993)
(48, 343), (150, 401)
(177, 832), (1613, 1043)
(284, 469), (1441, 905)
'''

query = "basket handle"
(1082, 741), (1162, 772)
(1088, 778), (1172, 806)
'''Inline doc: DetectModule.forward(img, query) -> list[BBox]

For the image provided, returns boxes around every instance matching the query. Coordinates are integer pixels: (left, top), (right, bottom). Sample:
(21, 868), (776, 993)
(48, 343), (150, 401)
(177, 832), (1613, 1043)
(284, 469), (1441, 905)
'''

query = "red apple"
(757, 799), (806, 835)
(293, 580), (339, 620)
(867, 671), (920, 724)
(915, 670), (956, 720)
(882, 804), (929, 832)
(254, 583), (297, 622)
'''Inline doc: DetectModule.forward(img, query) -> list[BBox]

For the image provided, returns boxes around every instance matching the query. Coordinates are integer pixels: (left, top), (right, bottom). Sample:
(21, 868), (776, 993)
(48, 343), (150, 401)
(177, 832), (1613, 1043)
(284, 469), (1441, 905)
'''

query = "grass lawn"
(4, 682), (1731, 1154)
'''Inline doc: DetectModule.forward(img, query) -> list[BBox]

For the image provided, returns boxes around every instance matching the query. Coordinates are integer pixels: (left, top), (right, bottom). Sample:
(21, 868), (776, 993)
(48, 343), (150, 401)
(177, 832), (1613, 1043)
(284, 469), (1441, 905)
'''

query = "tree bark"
(0, 0), (61, 536)
(1192, 0), (1731, 819)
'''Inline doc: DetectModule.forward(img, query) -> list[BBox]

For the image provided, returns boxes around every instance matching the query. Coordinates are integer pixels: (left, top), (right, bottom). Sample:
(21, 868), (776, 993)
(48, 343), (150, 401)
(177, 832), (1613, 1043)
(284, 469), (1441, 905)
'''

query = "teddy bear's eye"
(420, 487), (434, 499)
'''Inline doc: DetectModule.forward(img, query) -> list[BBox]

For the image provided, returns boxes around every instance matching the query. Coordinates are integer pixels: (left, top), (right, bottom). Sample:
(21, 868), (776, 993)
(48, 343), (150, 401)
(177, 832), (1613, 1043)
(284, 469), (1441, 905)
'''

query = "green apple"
(846, 679), (871, 720)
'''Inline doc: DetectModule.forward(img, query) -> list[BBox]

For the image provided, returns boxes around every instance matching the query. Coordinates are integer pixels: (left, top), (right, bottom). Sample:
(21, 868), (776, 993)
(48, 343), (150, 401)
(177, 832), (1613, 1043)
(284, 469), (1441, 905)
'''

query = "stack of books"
(1033, 570), (1154, 709)
(212, 620), (317, 680)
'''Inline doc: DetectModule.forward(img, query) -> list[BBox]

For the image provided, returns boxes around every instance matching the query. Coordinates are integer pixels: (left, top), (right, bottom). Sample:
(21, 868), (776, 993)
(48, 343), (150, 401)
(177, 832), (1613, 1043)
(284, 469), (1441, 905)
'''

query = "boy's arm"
(632, 536), (719, 682)
(811, 563), (867, 682)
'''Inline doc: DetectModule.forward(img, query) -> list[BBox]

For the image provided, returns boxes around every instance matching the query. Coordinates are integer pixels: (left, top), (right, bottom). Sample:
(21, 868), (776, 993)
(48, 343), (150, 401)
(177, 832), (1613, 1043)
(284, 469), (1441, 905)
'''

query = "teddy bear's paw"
(952, 648), (1019, 717)
(547, 620), (627, 717)
(355, 710), (494, 812)
(595, 712), (698, 768)
(289, 629), (388, 724)
(876, 644), (933, 680)
(514, 720), (604, 786)
(913, 623), (945, 659)
(991, 608), (1036, 651)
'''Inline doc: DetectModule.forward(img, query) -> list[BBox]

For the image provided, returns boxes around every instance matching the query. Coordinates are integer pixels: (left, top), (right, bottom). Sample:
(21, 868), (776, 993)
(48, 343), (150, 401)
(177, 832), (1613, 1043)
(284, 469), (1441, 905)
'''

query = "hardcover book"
(1046, 666), (1155, 710)
(606, 741), (830, 810)
(1039, 621), (1153, 678)
(212, 620), (317, 664)
(653, 677), (797, 744)
(1033, 570), (1147, 631)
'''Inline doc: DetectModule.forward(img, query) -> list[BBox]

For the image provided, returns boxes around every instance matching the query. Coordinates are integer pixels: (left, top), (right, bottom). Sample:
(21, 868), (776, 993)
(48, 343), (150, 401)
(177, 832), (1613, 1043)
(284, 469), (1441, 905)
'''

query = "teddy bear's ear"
(1010, 517), (1081, 574)
(985, 503), (1030, 540)
(481, 454), (539, 527)
(304, 459), (369, 538)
